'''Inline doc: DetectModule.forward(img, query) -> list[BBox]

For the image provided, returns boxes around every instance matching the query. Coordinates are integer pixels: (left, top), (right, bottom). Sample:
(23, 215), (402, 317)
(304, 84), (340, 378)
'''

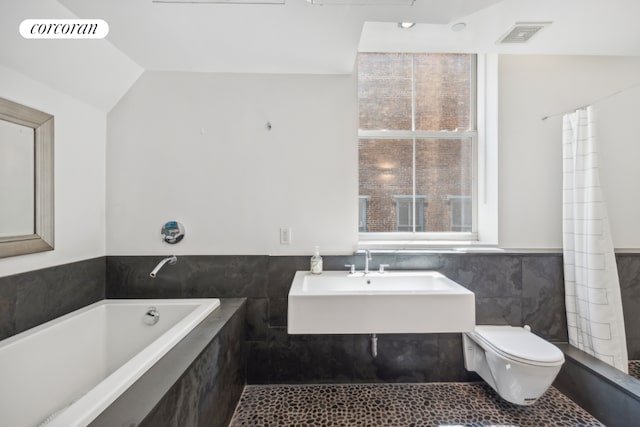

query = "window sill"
(356, 237), (502, 253)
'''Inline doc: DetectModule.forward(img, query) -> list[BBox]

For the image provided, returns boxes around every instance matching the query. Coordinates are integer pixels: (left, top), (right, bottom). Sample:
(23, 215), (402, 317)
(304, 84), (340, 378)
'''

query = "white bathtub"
(0, 298), (220, 427)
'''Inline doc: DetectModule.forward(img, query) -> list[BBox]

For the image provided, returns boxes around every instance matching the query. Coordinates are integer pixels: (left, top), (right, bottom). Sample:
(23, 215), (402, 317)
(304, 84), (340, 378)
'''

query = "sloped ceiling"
(2, 0), (640, 111)
(0, 0), (143, 112)
(57, 0), (502, 74)
(57, 0), (640, 76)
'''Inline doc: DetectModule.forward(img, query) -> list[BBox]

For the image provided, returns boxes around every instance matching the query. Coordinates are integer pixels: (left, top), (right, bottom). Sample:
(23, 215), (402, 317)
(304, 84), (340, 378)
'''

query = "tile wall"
(106, 253), (568, 383)
(1, 253), (639, 381)
(0, 257), (105, 340)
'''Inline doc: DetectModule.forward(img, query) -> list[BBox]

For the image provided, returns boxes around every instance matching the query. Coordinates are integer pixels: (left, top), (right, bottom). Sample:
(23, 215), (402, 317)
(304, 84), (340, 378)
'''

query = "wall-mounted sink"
(287, 271), (475, 334)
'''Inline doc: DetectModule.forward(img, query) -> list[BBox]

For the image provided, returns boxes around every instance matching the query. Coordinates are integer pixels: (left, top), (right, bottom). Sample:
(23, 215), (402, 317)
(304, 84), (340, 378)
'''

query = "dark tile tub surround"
(106, 253), (570, 384)
(107, 255), (268, 300)
(617, 254), (640, 359)
(0, 257), (105, 340)
(554, 343), (640, 426)
(5, 253), (638, 387)
(89, 298), (246, 427)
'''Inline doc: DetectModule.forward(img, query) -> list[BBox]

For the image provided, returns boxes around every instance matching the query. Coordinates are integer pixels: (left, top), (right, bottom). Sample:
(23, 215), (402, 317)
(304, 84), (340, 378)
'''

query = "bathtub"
(0, 298), (220, 427)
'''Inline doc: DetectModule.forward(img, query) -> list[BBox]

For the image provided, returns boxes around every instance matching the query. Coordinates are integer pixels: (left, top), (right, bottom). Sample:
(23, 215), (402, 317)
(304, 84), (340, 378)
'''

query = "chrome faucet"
(364, 249), (372, 274)
(150, 255), (177, 278)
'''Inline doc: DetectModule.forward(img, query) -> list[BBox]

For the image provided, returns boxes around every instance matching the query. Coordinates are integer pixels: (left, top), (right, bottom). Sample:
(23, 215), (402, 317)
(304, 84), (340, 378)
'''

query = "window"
(394, 195), (425, 232)
(358, 195), (369, 232)
(358, 53), (477, 239)
(448, 195), (472, 232)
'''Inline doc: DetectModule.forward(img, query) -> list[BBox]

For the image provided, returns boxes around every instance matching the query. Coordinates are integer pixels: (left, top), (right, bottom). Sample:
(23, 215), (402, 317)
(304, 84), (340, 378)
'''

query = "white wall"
(0, 0), (143, 112)
(108, 56), (640, 255)
(107, 71), (358, 255)
(0, 65), (106, 277)
(499, 55), (640, 250)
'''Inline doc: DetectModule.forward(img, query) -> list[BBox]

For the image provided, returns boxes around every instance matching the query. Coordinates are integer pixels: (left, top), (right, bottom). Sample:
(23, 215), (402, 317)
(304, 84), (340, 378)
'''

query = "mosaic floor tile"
(229, 382), (604, 427)
(629, 360), (640, 380)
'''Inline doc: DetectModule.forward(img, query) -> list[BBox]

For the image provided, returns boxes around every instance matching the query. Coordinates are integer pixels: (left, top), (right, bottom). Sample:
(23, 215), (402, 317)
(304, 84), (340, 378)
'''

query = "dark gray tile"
(138, 300), (246, 427)
(617, 254), (640, 293)
(0, 279), (17, 340)
(292, 335), (356, 383)
(102, 252), (584, 388)
(555, 359), (628, 426)
(267, 256), (307, 298)
(14, 257), (105, 333)
(522, 256), (568, 341)
(476, 297), (522, 325)
(266, 340), (306, 383)
(626, 392), (640, 427)
(268, 298), (287, 327)
(107, 256), (268, 299)
(387, 253), (442, 270)
(107, 256), (183, 298)
(49, 258), (105, 316)
(266, 325), (290, 345)
(629, 339), (640, 360)
(245, 298), (268, 341)
(366, 334), (440, 383)
(439, 254), (522, 298)
(437, 333), (479, 382)
(618, 256), (640, 330)
(615, 254), (640, 357)
(323, 255), (359, 271)
(182, 256), (268, 298)
(246, 341), (271, 384)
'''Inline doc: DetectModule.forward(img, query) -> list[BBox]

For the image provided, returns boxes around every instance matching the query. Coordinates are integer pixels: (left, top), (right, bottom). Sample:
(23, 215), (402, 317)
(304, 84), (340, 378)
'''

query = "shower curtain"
(562, 106), (628, 372)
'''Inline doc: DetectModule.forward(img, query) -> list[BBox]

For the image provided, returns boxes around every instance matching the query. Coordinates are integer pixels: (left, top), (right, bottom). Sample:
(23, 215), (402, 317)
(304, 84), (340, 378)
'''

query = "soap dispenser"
(310, 246), (323, 275)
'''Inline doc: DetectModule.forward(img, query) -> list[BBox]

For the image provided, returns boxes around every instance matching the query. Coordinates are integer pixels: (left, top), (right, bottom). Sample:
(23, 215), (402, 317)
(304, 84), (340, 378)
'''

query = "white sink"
(287, 270), (475, 334)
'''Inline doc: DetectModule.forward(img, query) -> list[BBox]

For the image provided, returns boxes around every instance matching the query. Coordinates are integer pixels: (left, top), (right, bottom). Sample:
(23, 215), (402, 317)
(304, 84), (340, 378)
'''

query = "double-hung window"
(358, 53), (477, 240)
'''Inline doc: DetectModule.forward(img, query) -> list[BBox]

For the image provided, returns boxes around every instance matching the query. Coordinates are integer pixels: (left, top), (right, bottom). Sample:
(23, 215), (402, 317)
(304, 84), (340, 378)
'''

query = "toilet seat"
(469, 326), (564, 367)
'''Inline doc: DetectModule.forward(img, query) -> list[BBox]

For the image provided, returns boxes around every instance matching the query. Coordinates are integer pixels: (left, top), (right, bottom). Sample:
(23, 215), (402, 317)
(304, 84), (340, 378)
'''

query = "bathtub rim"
(557, 343), (640, 398)
(0, 298), (218, 351)
(88, 298), (246, 427)
(554, 343), (640, 425)
(55, 298), (220, 427)
(1, 298), (221, 427)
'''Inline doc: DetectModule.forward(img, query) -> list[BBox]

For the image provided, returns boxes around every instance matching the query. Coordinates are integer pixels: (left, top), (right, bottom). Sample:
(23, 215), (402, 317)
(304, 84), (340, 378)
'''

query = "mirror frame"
(0, 97), (54, 258)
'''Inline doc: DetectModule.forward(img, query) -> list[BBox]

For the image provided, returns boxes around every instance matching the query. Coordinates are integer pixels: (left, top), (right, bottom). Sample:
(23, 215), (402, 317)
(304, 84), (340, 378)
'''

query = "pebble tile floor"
(628, 360), (640, 380)
(229, 382), (604, 427)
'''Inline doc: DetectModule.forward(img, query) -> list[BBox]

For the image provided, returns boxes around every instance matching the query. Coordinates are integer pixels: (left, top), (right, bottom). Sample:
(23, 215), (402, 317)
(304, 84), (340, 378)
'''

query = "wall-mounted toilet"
(463, 325), (565, 405)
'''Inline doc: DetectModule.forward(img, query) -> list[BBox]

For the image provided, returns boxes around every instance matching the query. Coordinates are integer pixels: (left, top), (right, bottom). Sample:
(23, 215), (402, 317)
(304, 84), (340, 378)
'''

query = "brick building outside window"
(358, 53), (476, 236)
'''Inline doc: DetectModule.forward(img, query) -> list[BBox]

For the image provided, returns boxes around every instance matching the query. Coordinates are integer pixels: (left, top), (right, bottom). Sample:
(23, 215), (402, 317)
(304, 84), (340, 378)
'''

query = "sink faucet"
(364, 249), (372, 274)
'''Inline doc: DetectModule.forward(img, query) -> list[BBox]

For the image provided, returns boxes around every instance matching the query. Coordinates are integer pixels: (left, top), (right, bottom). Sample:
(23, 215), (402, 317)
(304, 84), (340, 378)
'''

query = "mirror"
(0, 97), (54, 258)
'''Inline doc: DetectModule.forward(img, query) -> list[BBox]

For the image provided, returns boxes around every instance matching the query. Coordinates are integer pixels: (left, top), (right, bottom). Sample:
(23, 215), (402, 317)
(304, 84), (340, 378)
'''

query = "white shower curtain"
(562, 106), (628, 372)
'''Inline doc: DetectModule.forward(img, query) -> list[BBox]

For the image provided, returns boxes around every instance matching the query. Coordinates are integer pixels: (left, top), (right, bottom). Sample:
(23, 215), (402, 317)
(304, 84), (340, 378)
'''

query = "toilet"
(462, 325), (565, 406)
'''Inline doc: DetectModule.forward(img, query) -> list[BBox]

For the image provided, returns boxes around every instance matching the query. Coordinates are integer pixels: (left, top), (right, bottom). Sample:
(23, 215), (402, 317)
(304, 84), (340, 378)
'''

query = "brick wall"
(358, 53), (473, 232)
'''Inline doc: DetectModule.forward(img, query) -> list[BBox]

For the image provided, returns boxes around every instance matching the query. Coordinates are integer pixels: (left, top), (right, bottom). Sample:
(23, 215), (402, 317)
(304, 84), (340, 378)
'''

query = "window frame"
(394, 195), (426, 232)
(358, 195), (370, 232)
(357, 53), (479, 243)
(447, 195), (473, 232)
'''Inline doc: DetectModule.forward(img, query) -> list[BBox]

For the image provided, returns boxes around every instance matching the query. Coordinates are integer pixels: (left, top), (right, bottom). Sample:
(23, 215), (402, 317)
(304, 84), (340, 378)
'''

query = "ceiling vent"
(497, 22), (551, 44)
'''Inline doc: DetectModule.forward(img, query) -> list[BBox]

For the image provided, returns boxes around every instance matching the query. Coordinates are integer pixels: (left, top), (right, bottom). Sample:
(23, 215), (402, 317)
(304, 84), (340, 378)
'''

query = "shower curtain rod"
(541, 82), (640, 121)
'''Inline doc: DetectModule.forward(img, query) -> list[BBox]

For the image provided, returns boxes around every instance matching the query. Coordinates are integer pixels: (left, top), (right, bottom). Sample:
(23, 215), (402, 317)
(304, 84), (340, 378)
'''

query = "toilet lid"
(472, 326), (565, 366)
